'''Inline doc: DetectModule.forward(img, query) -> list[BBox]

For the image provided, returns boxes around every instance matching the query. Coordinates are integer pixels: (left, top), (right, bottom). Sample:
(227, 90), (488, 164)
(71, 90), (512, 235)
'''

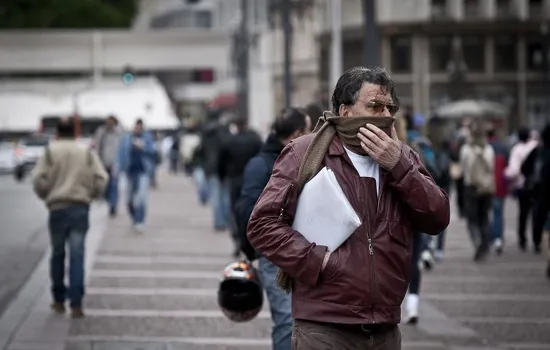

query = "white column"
(329, 0), (343, 105)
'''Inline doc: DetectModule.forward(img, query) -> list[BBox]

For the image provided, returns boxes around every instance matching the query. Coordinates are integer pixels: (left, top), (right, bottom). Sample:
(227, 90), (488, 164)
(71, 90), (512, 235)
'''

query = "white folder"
(292, 167), (362, 252)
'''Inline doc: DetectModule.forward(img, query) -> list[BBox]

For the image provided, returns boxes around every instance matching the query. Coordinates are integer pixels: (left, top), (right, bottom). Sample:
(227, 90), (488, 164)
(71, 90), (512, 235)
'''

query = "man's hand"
(357, 124), (403, 170)
(133, 139), (144, 149)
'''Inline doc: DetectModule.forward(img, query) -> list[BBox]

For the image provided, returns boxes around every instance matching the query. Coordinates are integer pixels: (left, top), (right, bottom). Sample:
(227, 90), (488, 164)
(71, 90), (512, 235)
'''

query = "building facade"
(310, 0), (550, 130)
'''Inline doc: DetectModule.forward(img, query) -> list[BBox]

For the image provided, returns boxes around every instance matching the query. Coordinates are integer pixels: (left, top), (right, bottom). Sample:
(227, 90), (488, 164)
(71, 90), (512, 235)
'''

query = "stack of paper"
(292, 167), (362, 252)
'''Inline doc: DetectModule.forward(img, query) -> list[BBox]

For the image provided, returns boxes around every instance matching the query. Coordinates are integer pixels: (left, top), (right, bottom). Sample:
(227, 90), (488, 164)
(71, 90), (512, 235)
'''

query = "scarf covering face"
(275, 111), (395, 293)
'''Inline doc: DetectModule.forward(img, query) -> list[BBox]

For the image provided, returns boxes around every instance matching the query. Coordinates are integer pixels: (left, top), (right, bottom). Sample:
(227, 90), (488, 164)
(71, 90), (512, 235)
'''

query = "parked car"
(13, 135), (51, 182)
(0, 142), (16, 174)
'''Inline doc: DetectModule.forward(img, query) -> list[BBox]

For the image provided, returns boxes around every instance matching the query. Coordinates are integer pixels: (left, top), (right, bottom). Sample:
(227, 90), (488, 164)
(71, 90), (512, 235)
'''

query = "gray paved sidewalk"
(1, 172), (549, 350)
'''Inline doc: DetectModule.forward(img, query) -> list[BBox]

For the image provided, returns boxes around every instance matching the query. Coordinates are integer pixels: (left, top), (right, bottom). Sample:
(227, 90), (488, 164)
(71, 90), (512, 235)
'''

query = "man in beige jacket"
(32, 119), (108, 318)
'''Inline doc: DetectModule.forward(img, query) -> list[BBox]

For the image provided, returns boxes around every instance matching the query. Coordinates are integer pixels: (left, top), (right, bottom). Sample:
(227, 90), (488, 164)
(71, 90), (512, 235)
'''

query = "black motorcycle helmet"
(218, 260), (263, 322)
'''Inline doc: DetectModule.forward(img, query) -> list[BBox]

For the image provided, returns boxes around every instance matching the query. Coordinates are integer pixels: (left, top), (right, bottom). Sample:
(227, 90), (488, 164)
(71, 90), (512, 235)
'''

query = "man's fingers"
(366, 124), (390, 142)
(359, 127), (384, 146)
(390, 124), (399, 141)
(358, 132), (381, 153)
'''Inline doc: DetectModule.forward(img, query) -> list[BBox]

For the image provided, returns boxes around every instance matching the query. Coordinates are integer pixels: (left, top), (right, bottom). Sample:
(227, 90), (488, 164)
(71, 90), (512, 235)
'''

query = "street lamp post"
(329, 0), (343, 107)
(541, 22), (550, 122)
(282, 0), (293, 108)
(362, 0), (380, 66)
(447, 36), (467, 102)
(236, 0), (250, 120)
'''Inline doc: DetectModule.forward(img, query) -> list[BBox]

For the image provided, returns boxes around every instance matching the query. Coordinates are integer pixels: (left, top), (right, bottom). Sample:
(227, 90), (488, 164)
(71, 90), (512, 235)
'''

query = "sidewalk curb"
(0, 203), (108, 350)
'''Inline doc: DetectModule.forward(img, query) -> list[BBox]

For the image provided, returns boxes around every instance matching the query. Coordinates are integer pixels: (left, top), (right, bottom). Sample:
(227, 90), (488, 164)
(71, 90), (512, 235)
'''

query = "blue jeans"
(105, 169), (119, 212)
(491, 197), (505, 242)
(208, 176), (230, 230)
(127, 172), (150, 224)
(48, 205), (89, 308)
(258, 257), (293, 350)
(436, 230), (446, 251)
(192, 167), (209, 205)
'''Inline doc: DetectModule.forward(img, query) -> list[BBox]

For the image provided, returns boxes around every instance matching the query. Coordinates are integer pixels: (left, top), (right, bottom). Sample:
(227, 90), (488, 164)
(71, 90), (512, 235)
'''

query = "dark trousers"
(409, 232), (424, 295)
(465, 187), (492, 255)
(48, 205), (89, 308)
(292, 320), (401, 350)
(517, 189), (533, 248)
(455, 177), (466, 218)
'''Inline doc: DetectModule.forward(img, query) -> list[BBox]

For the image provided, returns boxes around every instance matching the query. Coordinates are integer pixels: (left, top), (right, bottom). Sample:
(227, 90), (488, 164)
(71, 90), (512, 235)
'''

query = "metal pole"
(330, 0), (343, 105)
(238, 0), (249, 120)
(282, 0), (293, 108)
(362, 0), (380, 66)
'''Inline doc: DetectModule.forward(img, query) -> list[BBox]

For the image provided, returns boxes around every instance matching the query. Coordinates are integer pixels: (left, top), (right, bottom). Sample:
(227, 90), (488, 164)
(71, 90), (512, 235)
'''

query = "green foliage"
(0, 0), (138, 29)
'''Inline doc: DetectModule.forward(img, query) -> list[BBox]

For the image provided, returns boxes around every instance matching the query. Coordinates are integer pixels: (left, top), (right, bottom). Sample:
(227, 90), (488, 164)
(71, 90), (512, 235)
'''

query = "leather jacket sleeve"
(386, 145), (450, 235)
(247, 143), (328, 287)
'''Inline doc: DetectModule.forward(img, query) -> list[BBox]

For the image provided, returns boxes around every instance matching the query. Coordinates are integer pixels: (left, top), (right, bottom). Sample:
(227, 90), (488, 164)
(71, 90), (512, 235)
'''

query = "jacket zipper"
(359, 180), (377, 323)
(368, 183), (385, 323)
(277, 183), (294, 222)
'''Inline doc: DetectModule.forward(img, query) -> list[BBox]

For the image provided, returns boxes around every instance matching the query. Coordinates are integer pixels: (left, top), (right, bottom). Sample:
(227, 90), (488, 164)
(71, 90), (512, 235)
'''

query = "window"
(194, 10), (212, 28)
(496, 0), (515, 18)
(462, 36), (485, 72)
(526, 36), (546, 71)
(431, 0), (448, 18)
(494, 36), (517, 72)
(464, 0), (480, 18)
(430, 36), (452, 72)
(529, 0), (543, 19)
(390, 36), (412, 73)
(191, 69), (215, 83)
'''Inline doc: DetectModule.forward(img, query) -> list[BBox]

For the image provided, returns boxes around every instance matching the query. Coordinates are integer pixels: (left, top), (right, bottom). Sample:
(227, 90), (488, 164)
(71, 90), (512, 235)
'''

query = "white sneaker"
(421, 250), (435, 271)
(493, 238), (503, 255)
(134, 224), (145, 234)
(405, 294), (419, 324)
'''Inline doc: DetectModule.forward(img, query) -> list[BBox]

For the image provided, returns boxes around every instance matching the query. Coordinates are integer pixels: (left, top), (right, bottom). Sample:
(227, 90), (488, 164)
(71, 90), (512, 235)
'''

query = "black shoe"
(519, 242), (526, 252)
(474, 248), (488, 262)
(109, 207), (116, 218)
(534, 245), (541, 254)
(50, 302), (66, 314)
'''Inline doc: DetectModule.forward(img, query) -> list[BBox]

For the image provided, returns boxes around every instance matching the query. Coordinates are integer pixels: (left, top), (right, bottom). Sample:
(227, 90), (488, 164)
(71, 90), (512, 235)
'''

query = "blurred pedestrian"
(521, 124), (550, 256)
(487, 127), (509, 255)
(32, 118), (108, 318)
(235, 107), (311, 350)
(460, 119), (495, 261)
(218, 116), (262, 257)
(117, 119), (157, 233)
(248, 67), (450, 349)
(505, 127), (538, 251)
(93, 115), (122, 217)
(450, 117), (472, 219)
(169, 131), (180, 174)
(303, 102), (324, 123)
(200, 113), (231, 231)
(150, 131), (162, 188)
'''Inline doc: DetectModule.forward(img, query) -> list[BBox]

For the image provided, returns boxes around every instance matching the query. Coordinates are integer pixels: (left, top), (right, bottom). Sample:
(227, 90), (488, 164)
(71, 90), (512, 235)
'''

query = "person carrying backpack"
(460, 119), (495, 262)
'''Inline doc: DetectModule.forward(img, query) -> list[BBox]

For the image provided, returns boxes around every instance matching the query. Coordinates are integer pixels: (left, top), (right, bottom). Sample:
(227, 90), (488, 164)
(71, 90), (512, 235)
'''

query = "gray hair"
(331, 66), (399, 115)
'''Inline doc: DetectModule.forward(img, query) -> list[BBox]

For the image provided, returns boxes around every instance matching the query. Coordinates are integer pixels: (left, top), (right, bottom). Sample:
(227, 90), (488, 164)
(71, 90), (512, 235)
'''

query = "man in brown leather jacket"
(247, 67), (450, 350)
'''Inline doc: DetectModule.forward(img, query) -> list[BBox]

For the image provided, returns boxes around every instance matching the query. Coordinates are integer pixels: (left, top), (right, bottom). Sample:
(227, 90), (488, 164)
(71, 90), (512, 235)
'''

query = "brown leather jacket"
(247, 134), (450, 325)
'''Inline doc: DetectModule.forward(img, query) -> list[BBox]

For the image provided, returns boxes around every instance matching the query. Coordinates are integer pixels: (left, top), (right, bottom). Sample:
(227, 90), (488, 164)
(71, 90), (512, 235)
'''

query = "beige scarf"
(276, 111), (394, 293)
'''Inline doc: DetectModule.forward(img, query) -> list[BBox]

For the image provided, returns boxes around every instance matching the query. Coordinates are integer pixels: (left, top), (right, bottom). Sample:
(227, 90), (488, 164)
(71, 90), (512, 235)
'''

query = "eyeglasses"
(358, 100), (399, 115)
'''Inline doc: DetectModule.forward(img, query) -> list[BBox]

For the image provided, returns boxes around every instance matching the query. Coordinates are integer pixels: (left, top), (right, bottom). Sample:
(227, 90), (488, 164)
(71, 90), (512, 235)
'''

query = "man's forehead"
(360, 83), (393, 103)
